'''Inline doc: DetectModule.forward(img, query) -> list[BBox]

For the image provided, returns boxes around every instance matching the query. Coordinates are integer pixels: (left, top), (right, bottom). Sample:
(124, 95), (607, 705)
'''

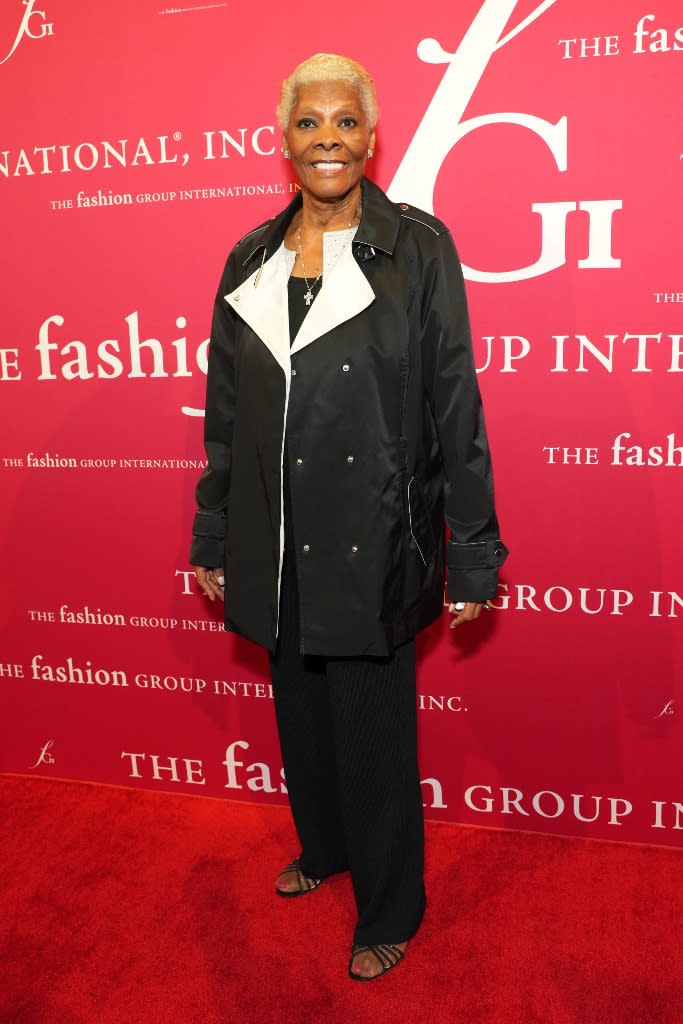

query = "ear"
(368, 128), (376, 154)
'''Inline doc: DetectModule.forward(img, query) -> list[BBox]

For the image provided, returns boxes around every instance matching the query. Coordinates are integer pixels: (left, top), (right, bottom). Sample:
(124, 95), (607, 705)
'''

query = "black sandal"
(274, 857), (323, 898)
(348, 942), (405, 981)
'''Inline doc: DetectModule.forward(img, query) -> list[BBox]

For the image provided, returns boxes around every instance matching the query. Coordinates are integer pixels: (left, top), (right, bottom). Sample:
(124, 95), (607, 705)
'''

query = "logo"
(1, 1), (54, 66)
(29, 739), (55, 769)
(389, 0), (621, 283)
(656, 700), (676, 719)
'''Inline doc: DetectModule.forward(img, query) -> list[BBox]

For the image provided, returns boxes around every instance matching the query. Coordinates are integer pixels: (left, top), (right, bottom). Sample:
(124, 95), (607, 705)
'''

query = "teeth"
(313, 162), (345, 169)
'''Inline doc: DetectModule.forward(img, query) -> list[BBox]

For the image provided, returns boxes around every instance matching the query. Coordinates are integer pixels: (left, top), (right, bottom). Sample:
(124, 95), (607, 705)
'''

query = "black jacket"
(190, 177), (507, 656)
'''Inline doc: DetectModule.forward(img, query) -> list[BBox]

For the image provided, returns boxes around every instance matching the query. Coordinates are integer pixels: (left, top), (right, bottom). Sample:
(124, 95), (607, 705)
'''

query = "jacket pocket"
(407, 474), (436, 567)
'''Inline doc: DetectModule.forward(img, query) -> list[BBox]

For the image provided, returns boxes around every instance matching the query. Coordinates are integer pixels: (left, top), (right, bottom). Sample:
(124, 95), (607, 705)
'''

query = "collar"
(240, 177), (401, 271)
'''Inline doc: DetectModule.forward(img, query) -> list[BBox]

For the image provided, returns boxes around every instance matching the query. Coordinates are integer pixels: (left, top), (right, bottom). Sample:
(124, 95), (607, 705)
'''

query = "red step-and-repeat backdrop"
(2, 0), (682, 845)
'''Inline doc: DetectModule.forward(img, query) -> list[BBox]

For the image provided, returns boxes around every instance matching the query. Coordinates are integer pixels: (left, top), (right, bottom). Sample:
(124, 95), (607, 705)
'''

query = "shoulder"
(390, 201), (459, 278)
(393, 202), (450, 239)
(217, 217), (274, 292)
(230, 217), (273, 260)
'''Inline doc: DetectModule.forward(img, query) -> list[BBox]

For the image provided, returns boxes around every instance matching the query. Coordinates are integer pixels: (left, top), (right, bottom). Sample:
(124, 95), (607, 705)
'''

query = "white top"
(281, 225), (359, 278)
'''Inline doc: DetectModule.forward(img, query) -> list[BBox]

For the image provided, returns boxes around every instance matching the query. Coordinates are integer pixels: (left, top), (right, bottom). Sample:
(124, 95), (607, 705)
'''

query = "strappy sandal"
(274, 857), (323, 898)
(348, 942), (405, 981)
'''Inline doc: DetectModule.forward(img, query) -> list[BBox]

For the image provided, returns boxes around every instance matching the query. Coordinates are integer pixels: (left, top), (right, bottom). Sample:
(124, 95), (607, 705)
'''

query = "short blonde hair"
(277, 53), (380, 131)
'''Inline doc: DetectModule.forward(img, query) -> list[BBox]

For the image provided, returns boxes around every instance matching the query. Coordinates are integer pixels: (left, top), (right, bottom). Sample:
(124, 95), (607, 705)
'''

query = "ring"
(217, 576), (225, 587)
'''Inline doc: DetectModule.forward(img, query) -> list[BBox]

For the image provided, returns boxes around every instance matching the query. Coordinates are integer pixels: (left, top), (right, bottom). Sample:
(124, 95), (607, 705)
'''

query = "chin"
(304, 172), (363, 201)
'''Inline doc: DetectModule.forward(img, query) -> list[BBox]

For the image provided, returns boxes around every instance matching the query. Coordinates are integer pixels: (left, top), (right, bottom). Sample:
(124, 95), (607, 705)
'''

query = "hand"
(192, 565), (225, 602)
(448, 600), (493, 628)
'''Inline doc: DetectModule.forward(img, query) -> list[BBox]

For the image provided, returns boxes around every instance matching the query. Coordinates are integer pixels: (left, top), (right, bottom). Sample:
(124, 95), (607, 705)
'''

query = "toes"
(351, 942), (408, 978)
(275, 870), (297, 892)
(351, 952), (381, 979)
(275, 867), (320, 893)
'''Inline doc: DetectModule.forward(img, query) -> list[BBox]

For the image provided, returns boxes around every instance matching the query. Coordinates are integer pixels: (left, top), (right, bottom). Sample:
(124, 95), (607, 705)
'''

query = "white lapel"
(224, 247), (290, 376)
(224, 237), (376, 367)
(291, 241), (375, 355)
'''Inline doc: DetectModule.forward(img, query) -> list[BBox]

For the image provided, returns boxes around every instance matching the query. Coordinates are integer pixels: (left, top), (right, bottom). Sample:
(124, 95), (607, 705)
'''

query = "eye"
(339, 118), (357, 128)
(296, 118), (317, 129)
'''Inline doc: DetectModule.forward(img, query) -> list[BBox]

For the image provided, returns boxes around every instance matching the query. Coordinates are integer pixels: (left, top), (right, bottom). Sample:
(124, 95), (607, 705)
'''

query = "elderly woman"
(190, 53), (507, 981)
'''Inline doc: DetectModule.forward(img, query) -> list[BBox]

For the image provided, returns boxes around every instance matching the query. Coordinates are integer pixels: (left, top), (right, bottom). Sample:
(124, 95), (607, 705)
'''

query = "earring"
(282, 147), (290, 159)
(367, 148), (373, 158)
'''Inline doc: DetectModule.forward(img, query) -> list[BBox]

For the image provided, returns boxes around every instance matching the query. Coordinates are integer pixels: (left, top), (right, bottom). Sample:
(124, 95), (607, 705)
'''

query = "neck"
(298, 184), (362, 235)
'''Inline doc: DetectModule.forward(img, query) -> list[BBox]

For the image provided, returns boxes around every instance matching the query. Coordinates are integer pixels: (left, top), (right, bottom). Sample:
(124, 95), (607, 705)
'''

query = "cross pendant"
(304, 289), (313, 305)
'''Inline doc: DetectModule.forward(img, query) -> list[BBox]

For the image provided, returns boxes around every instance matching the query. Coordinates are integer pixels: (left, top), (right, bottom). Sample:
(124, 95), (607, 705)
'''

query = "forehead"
(292, 79), (364, 116)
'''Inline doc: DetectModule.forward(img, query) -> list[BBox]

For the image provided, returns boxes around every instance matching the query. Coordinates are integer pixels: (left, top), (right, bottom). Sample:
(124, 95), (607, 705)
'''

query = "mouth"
(310, 160), (347, 172)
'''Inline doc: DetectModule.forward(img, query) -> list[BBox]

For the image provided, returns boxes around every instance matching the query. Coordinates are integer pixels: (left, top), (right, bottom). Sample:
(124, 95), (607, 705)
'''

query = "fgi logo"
(0, 1), (54, 66)
(389, 0), (622, 283)
(29, 739), (56, 769)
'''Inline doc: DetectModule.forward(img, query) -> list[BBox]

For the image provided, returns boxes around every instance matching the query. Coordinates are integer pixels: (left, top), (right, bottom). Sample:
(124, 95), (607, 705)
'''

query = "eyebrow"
(294, 107), (361, 119)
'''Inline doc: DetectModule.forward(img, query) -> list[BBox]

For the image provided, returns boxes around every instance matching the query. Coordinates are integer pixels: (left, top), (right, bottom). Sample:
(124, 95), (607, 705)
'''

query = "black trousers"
(269, 541), (426, 945)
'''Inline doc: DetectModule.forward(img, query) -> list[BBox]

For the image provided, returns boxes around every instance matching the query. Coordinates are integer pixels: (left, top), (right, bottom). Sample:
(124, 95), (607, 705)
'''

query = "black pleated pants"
(269, 538), (427, 945)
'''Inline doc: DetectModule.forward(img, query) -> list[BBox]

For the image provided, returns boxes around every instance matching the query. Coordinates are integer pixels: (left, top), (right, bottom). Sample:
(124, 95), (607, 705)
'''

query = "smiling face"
(284, 80), (376, 204)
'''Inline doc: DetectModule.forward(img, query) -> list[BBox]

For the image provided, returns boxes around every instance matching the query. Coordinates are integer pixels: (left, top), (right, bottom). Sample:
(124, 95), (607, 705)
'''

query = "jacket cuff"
(192, 510), (226, 538)
(190, 511), (225, 568)
(447, 539), (508, 603)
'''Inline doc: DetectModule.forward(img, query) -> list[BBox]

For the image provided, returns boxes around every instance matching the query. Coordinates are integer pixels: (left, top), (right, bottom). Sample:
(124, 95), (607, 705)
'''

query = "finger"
(210, 574), (228, 601)
(449, 601), (466, 629)
(449, 603), (483, 628)
(209, 568), (225, 602)
(194, 568), (217, 601)
(449, 611), (468, 628)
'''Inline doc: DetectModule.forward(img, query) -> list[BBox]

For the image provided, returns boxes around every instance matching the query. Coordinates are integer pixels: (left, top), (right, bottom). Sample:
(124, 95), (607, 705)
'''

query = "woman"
(190, 53), (507, 981)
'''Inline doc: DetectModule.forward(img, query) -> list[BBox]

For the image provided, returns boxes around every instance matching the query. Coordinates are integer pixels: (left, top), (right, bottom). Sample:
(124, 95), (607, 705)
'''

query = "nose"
(313, 127), (342, 151)
(314, 138), (341, 151)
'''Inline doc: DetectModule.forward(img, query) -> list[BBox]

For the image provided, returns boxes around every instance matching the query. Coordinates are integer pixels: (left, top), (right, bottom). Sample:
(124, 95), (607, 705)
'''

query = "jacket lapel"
(224, 247), (290, 375)
(291, 241), (375, 355)
(224, 226), (378, 368)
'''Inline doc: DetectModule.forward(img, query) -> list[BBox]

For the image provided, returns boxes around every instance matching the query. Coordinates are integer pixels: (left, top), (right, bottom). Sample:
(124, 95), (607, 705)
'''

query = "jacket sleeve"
(189, 254), (239, 568)
(421, 230), (508, 602)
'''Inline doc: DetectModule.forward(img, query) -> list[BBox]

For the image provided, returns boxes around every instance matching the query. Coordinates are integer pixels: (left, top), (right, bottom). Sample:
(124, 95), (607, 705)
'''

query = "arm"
(421, 231), (508, 603)
(189, 255), (238, 571)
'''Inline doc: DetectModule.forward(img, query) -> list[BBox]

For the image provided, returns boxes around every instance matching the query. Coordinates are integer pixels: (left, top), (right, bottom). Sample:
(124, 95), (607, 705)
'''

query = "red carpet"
(2, 775), (682, 1024)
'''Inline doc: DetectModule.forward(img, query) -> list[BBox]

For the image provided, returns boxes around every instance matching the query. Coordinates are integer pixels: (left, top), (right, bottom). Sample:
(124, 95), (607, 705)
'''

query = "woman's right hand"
(192, 566), (225, 602)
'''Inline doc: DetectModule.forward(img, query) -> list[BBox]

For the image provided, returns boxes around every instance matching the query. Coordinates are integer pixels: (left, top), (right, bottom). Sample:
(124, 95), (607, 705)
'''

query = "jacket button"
(494, 546), (503, 558)
(351, 545), (358, 553)
(303, 544), (310, 553)
(346, 455), (354, 463)
(291, 368), (297, 376)
(342, 363), (350, 372)
(296, 457), (303, 465)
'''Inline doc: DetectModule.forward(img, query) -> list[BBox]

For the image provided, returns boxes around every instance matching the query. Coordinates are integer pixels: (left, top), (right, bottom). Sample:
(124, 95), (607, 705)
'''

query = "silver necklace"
(296, 201), (361, 306)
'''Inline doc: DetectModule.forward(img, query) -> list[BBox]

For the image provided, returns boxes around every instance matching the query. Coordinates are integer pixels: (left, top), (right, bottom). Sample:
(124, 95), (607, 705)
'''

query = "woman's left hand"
(448, 601), (493, 628)
(192, 565), (226, 602)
